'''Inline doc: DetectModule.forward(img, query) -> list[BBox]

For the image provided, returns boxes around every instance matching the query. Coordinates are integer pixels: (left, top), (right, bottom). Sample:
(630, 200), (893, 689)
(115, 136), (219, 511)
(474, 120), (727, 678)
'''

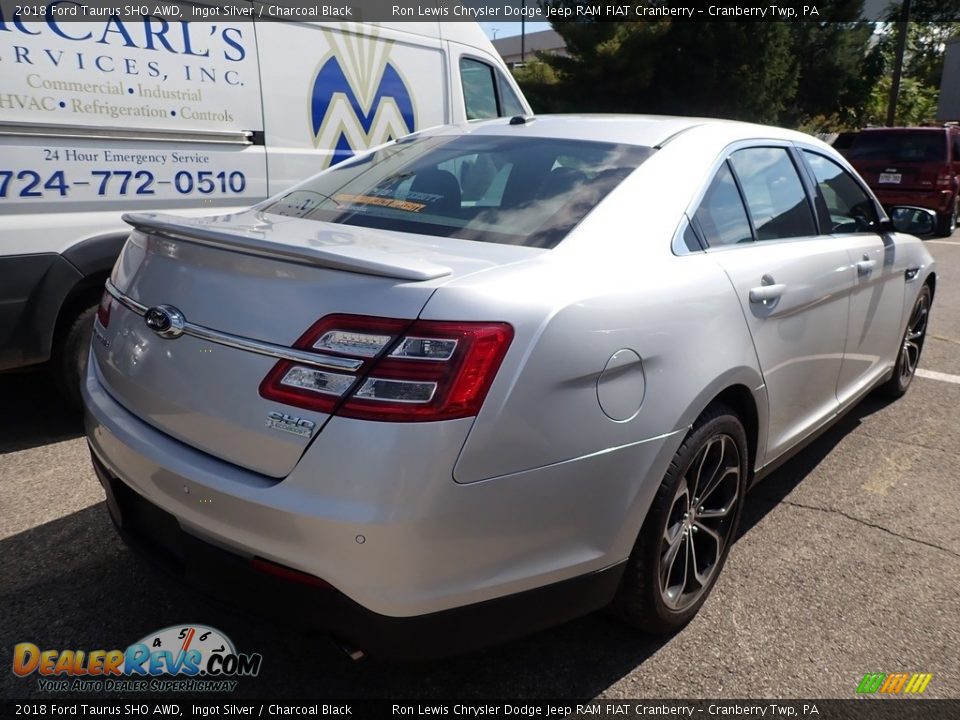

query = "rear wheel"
(880, 284), (931, 399)
(53, 304), (97, 410)
(610, 404), (747, 633)
(936, 198), (958, 237)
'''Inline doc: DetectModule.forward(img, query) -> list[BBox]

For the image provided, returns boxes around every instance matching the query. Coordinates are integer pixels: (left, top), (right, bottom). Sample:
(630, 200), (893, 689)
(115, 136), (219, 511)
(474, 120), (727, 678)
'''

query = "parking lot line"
(916, 368), (960, 385)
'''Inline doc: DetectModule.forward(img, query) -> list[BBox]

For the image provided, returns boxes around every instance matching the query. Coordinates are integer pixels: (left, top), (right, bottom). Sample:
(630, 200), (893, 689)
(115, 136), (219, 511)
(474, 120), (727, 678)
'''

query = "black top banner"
(0, 0), (956, 24)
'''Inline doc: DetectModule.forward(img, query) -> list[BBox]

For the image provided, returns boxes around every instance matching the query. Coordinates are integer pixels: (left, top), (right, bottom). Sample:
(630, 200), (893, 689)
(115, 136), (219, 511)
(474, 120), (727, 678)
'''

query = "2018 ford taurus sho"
(83, 115), (937, 658)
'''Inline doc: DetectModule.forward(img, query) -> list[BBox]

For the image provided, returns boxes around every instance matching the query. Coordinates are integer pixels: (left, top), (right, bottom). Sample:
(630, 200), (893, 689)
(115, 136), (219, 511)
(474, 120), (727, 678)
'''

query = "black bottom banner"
(3, 700), (960, 719)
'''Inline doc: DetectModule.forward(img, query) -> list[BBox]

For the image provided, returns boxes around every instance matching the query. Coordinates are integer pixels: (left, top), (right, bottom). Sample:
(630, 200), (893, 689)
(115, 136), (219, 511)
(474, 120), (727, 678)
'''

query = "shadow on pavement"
(0, 369), (83, 454)
(0, 388), (896, 700)
(0, 504), (671, 700)
(739, 392), (894, 535)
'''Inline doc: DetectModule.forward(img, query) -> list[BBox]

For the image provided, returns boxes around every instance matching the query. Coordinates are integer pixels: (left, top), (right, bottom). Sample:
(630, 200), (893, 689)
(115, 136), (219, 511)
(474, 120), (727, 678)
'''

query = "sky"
(479, 22), (551, 41)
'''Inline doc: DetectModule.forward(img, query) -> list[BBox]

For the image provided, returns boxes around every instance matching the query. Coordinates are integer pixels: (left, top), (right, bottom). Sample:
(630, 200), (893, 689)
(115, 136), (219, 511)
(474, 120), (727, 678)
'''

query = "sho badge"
(266, 411), (316, 438)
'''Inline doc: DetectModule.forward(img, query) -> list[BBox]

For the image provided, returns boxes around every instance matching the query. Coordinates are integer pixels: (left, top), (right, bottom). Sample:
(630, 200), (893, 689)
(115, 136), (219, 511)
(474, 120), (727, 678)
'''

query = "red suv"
(846, 125), (960, 236)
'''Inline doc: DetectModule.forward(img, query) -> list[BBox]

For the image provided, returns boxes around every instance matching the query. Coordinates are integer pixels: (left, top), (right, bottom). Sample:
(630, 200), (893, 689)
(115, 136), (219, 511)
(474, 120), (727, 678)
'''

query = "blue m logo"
(308, 36), (416, 169)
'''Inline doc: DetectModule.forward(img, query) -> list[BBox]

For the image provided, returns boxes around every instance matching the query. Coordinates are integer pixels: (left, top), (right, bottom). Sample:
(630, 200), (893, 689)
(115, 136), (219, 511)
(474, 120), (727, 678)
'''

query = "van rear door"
(253, 21), (447, 193)
(0, 17), (268, 213)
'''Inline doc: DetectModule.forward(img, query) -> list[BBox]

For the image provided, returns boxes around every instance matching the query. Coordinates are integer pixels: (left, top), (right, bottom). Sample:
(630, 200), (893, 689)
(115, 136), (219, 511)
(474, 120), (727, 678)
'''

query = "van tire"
(53, 304), (97, 410)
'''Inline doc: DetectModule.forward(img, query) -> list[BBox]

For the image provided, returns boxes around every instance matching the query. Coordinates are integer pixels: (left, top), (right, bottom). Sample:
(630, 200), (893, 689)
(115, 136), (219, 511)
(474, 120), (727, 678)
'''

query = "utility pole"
(886, 0), (911, 127)
(521, 1), (526, 63)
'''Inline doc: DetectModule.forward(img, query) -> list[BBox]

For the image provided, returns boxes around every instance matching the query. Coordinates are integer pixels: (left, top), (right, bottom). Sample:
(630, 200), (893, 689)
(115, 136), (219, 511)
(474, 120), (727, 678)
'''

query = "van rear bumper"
(88, 448), (624, 660)
(873, 187), (956, 214)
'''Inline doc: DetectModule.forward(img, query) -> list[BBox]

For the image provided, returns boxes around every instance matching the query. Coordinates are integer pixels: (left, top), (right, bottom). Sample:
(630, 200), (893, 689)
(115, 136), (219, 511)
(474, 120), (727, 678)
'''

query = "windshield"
(849, 131), (946, 163)
(263, 134), (653, 248)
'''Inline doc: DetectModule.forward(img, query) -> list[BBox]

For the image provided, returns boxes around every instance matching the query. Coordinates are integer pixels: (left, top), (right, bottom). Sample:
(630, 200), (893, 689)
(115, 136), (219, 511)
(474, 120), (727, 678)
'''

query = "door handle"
(856, 259), (877, 275)
(749, 283), (787, 303)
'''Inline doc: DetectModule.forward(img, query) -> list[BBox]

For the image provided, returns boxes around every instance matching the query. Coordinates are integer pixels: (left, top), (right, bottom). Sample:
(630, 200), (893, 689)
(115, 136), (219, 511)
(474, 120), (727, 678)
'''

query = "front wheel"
(880, 284), (931, 399)
(610, 404), (747, 633)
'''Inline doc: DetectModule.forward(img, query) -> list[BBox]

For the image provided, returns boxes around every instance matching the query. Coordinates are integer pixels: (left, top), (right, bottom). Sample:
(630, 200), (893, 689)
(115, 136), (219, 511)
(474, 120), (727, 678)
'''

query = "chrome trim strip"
(104, 280), (363, 372)
(0, 121), (253, 145)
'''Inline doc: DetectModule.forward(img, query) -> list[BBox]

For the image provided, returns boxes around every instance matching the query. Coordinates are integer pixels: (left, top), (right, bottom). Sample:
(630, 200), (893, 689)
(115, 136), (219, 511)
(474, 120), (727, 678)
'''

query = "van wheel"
(610, 404), (747, 633)
(936, 199), (958, 237)
(880, 284), (931, 399)
(53, 304), (97, 411)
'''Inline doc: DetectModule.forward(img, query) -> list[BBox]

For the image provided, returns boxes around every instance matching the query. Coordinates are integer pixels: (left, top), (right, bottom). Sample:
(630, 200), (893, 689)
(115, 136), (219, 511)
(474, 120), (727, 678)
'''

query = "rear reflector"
(259, 315), (513, 422)
(250, 557), (333, 589)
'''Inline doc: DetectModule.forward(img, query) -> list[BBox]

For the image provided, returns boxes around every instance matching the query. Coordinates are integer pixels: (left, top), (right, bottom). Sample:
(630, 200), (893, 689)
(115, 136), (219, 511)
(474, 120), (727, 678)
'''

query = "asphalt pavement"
(2, 235), (958, 701)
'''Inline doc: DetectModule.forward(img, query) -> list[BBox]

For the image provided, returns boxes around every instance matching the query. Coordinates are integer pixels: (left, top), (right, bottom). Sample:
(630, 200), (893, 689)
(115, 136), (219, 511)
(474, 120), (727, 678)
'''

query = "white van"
(0, 18), (530, 404)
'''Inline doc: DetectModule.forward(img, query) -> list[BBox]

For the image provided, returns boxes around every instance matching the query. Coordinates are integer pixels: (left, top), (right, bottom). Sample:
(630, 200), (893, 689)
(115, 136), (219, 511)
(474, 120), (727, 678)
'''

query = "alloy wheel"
(899, 291), (930, 385)
(659, 433), (741, 612)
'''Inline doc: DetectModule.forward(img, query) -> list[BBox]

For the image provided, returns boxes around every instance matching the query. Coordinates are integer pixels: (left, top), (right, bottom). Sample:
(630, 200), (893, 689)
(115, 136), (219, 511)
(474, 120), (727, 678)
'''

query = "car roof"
(431, 114), (822, 150)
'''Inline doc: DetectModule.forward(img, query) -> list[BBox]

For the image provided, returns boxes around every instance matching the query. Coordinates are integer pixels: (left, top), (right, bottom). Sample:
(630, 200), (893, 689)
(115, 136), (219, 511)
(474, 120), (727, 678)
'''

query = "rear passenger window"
(694, 162), (753, 247)
(803, 151), (879, 233)
(460, 58), (499, 120)
(729, 148), (817, 241)
(497, 73), (526, 117)
(460, 58), (527, 121)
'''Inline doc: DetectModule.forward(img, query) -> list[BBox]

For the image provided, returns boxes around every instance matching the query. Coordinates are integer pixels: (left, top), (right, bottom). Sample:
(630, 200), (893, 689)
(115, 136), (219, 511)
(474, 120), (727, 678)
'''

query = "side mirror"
(887, 206), (937, 237)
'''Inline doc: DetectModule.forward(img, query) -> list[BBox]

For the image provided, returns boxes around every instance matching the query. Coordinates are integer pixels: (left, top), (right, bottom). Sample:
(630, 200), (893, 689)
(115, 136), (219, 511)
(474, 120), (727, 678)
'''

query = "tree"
(863, 74), (940, 125)
(870, 1), (960, 125)
(641, 22), (798, 123)
(781, 1), (881, 128)
(513, 1), (880, 129)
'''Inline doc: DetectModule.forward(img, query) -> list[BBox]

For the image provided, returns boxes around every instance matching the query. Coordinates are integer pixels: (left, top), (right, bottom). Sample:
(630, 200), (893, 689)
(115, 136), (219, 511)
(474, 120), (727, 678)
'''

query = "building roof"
(491, 29), (567, 61)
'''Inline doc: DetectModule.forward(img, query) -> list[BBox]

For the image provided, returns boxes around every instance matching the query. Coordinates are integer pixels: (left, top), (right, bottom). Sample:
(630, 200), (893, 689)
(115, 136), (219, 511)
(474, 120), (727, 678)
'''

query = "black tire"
(53, 304), (97, 411)
(879, 284), (932, 399)
(610, 404), (747, 634)
(935, 199), (958, 237)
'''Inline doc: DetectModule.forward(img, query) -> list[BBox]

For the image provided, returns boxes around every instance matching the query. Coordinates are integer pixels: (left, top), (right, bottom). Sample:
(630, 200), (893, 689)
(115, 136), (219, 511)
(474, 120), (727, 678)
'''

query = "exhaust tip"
(332, 637), (365, 662)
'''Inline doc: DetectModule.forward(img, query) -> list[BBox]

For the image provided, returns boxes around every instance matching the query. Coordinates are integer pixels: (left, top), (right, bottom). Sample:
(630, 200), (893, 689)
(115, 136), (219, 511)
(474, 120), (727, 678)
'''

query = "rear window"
(849, 131), (947, 163)
(831, 132), (858, 152)
(263, 134), (652, 248)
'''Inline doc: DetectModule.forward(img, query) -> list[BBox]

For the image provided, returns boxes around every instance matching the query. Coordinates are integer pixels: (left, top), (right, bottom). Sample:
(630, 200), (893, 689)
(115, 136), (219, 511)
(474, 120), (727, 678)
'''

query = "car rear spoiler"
(121, 212), (453, 282)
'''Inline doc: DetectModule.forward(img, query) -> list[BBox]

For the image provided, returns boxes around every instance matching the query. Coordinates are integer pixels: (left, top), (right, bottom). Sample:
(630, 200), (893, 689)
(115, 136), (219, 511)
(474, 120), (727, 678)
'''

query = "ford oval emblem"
(144, 305), (186, 339)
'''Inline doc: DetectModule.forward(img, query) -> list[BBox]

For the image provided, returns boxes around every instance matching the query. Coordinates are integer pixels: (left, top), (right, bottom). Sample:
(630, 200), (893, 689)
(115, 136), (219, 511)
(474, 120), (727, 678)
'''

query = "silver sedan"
(83, 115), (936, 658)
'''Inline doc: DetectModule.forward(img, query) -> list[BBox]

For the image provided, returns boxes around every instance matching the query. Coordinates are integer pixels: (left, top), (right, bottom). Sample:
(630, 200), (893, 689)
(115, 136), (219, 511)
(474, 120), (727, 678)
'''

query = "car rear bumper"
(89, 450), (624, 660)
(872, 187), (956, 214)
(83, 353), (681, 655)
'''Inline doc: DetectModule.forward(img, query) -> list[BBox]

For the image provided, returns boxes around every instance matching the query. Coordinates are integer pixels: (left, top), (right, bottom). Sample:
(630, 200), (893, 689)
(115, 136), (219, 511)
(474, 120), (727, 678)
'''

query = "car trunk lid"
(92, 210), (539, 478)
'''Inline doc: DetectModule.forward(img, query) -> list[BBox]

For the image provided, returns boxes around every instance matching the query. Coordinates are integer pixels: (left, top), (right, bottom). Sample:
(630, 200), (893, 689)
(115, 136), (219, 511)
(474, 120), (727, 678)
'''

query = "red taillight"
(259, 314), (513, 422)
(250, 557), (333, 589)
(258, 315), (410, 415)
(96, 289), (112, 328)
(936, 166), (954, 187)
